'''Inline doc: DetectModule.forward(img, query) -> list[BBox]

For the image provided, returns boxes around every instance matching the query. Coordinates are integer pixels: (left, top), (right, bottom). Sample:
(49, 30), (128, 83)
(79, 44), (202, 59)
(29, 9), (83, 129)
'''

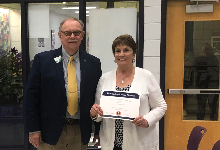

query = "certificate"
(100, 90), (140, 120)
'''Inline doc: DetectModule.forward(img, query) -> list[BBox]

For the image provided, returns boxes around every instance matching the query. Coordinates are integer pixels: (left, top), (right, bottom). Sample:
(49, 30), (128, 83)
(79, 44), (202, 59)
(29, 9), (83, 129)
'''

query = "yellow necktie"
(67, 56), (78, 116)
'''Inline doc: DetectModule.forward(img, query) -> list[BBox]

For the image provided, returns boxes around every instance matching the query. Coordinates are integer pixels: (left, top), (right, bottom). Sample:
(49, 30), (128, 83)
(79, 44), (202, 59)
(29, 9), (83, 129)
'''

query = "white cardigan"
(95, 67), (167, 150)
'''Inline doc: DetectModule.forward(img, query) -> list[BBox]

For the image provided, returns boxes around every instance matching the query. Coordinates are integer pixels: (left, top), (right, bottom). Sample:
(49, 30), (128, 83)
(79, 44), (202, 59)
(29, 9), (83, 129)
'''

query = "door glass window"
(184, 21), (220, 121)
(0, 4), (22, 118)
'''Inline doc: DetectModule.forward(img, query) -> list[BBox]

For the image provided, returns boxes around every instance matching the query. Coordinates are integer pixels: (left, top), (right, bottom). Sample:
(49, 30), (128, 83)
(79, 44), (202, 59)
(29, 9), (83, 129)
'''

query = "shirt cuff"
(29, 131), (41, 134)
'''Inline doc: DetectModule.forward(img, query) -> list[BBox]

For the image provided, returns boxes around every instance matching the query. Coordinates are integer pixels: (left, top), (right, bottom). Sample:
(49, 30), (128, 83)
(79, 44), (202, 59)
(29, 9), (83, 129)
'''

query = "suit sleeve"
(24, 54), (41, 133)
(94, 60), (102, 135)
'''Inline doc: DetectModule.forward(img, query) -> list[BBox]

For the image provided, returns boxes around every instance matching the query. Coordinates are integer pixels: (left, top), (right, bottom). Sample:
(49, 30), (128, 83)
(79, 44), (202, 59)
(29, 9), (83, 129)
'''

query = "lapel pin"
(84, 59), (86, 62)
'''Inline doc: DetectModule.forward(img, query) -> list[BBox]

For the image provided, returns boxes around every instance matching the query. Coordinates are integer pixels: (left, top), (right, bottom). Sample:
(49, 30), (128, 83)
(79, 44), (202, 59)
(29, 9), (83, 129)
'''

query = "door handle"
(168, 89), (220, 94)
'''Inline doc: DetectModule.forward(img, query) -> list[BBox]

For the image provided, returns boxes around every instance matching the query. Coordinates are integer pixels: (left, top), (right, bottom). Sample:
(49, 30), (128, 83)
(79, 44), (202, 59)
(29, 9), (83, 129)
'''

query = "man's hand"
(92, 135), (100, 148)
(29, 132), (42, 148)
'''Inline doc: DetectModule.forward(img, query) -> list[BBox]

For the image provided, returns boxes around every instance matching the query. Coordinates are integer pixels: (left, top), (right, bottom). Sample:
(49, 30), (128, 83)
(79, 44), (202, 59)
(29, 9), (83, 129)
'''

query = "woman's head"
(112, 34), (136, 66)
(112, 34), (137, 55)
(201, 43), (214, 56)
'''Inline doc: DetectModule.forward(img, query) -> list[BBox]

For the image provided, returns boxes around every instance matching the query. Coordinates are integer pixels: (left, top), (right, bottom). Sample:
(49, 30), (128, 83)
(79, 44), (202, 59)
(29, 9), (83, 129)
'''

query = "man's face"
(58, 19), (85, 53)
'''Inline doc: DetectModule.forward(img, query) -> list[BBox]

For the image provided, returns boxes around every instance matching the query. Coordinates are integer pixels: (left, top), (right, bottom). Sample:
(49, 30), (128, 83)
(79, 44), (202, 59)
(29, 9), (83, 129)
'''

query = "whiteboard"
(89, 8), (137, 74)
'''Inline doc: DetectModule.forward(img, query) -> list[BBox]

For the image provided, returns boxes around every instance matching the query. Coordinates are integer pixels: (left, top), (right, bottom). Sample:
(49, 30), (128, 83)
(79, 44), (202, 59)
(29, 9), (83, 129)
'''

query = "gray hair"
(59, 17), (84, 31)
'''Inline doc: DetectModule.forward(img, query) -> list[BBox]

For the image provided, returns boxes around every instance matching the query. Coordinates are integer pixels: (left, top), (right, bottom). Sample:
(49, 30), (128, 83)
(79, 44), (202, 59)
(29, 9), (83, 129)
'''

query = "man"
(25, 17), (101, 150)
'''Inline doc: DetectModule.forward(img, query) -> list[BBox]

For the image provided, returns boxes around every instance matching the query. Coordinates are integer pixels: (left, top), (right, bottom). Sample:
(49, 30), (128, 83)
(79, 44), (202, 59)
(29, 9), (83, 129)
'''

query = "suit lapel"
(79, 50), (87, 98)
(53, 47), (66, 95)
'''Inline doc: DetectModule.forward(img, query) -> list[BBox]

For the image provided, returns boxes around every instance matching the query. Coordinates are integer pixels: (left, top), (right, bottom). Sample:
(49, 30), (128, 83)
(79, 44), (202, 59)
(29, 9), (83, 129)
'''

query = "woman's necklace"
(122, 77), (126, 84)
(121, 74), (130, 84)
(117, 67), (134, 84)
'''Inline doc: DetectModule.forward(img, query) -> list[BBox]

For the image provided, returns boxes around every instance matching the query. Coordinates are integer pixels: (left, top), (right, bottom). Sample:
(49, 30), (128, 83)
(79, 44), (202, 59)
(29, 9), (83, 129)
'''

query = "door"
(166, 1), (220, 150)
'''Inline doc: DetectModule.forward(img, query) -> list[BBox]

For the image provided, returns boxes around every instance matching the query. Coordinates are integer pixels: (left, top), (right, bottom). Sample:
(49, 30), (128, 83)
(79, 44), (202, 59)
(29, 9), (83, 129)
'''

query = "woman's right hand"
(90, 103), (103, 117)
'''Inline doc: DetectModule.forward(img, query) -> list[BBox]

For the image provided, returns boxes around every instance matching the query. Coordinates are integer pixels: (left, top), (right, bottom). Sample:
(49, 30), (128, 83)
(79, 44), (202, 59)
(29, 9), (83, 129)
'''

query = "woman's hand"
(90, 103), (103, 118)
(132, 116), (149, 128)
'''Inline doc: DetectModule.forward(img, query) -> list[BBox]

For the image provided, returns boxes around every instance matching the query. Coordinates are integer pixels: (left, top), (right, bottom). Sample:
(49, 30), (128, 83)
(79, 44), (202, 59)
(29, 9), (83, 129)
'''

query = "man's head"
(58, 18), (85, 55)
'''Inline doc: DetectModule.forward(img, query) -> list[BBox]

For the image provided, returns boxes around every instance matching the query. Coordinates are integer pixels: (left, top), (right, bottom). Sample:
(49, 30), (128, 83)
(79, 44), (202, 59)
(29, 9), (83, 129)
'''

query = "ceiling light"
(63, 2), (66, 4)
(86, 7), (96, 9)
(62, 7), (96, 10)
(86, 15), (89, 16)
(75, 11), (89, 13)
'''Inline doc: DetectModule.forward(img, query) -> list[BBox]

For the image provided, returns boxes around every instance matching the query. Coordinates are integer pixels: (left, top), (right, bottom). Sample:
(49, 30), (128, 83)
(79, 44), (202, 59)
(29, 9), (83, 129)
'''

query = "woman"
(90, 34), (167, 150)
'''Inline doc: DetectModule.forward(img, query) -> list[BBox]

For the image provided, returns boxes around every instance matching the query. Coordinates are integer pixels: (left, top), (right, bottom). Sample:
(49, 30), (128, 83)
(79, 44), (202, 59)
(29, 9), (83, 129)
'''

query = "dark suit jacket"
(25, 47), (102, 145)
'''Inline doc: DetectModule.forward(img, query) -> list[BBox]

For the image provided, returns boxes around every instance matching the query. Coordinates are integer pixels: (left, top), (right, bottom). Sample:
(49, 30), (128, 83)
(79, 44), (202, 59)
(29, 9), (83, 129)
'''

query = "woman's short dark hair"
(112, 34), (137, 54)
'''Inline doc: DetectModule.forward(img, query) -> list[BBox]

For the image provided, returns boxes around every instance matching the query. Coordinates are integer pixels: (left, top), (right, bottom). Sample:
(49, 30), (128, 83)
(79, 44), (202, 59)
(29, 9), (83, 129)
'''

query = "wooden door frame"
(160, 0), (167, 150)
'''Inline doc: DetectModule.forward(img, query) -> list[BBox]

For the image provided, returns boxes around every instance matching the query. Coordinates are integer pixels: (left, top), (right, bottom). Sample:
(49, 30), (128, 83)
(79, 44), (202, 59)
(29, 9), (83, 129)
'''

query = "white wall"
(49, 12), (69, 49)
(29, 38), (50, 61)
(9, 10), (21, 53)
(29, 11), (68, 61)
(144, 0), (162, 150)
(28, 4), (50, 38)
(144, 0), (161, 83)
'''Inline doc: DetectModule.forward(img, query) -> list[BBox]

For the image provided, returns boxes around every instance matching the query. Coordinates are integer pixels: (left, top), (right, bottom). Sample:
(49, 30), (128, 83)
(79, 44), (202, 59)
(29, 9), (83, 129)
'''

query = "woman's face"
(114, 44), (135, 67)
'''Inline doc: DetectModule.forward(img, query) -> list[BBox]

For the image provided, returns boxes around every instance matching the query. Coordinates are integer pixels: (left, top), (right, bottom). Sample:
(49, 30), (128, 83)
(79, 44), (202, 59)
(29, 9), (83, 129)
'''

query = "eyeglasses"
(61, 31), (82, 36)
